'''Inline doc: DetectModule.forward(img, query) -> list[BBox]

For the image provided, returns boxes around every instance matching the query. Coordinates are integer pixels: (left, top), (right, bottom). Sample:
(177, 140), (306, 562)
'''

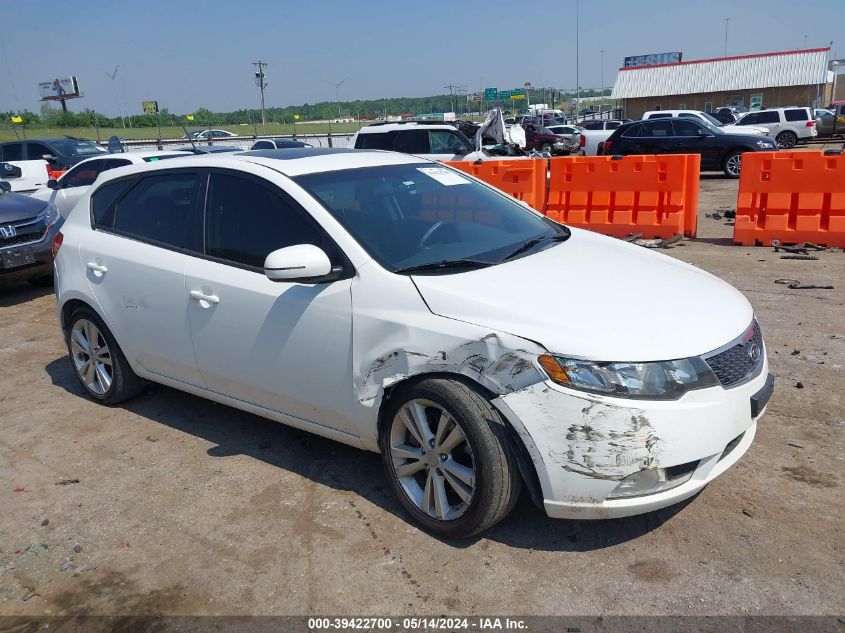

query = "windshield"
(295, 164), (569, 273)
(50, 140), (108, 157)
(700, 112), (726, 127)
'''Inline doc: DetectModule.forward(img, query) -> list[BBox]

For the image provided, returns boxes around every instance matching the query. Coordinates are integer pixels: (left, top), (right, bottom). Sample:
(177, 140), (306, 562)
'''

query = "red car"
(522, 123), (571, 155)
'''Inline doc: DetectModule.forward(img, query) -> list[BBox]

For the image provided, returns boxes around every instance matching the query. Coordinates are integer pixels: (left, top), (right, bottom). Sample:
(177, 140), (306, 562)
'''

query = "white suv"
(733, 107), (818, 148)
(351, 121), (485, 162)
(53, 148), (772, 538)
(642, 110), (769, 136)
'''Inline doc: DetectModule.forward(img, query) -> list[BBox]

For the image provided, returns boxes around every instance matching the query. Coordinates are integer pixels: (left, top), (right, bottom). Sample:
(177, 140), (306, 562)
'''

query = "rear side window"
(784, 109), (809, 121)
(605, 121), (621, 129)
(205, 172), (321, 269)
(1, 143), (23, 161)
(621, 124), (642, 137)
(394, 130), (428, 154)
(355, 131), (397, 150)
(752, 111), (779, 124)
(91, 179), (136, 227)
(640, 120), (673, 137)
(646, 113), (672, 119)
(109, 173), (203, 252)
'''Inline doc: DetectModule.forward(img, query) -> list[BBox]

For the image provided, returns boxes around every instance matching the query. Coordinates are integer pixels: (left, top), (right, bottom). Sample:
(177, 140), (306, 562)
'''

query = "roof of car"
(357, 121), (456, 132)
(69, 150), (192, 166)
(91, 149), (426, 184)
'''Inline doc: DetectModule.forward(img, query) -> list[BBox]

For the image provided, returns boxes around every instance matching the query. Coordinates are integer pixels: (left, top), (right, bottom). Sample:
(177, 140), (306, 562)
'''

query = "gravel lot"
(0, 170), (843, 619)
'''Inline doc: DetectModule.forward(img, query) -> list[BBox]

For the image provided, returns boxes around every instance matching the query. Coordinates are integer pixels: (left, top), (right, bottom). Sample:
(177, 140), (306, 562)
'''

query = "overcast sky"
(1, 0), (840, 116)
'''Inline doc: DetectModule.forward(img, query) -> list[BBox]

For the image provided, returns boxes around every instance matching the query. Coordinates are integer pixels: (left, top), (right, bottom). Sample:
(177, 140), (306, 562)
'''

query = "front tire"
(723, 151), (743, 178)
(378, 377), (521, 539)
(775, 130), (797, 149)
(66, 306), (144, 404)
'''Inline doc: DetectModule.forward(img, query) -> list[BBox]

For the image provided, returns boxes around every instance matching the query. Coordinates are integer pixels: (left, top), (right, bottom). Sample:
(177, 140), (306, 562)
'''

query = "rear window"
(784, 109), (809, 122)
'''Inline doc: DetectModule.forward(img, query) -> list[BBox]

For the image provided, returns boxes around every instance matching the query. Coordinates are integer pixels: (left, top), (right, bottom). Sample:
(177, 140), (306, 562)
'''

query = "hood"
(723, 125), (766, 135)
(0, 190), (48, 223)
(411, 228), (753, 361)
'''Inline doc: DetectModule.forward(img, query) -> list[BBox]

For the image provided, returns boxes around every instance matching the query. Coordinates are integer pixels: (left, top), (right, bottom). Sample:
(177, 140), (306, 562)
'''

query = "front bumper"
(495, 358), (772, 519)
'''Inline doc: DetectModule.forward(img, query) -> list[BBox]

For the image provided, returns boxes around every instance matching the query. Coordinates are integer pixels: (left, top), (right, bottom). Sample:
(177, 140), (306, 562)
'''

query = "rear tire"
(723, 151), (743, 178)
(66, 306), (144, 405)
(775, 130), (797, 149)
(378, 377), (521, 539)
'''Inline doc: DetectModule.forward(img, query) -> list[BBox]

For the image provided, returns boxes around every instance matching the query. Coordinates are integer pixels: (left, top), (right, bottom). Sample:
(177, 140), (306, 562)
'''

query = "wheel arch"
(376, 371), (545, 509)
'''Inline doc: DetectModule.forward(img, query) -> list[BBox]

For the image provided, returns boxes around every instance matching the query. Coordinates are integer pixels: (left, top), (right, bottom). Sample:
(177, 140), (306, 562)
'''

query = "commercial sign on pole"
(38, 76), (80, 101)
(623, 52), (682, 68)
(142, 101), (159, 114)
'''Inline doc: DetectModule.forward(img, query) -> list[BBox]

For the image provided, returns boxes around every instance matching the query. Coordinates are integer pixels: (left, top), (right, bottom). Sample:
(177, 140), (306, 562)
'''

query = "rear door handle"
(190, 290), (220, 305)
(86, 261), (108, 276)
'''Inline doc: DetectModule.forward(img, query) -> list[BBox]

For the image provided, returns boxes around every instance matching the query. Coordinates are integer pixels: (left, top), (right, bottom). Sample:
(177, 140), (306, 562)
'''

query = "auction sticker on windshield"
(417, 167), (469, 186)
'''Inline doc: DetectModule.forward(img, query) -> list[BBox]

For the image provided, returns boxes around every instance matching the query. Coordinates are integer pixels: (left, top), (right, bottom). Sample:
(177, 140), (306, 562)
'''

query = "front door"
(185, 170), (356, 434)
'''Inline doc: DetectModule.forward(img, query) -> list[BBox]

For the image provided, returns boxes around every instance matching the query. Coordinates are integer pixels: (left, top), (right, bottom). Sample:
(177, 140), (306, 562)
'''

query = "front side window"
(61, 160), (104, 189)
(27, 143), (54, 161)
(205, 173), (322, 269)
(295, 164), (568, 273)
(673, 119), (702, 136)
(109, 172), (202, 251)
(429, 130), (468, 153)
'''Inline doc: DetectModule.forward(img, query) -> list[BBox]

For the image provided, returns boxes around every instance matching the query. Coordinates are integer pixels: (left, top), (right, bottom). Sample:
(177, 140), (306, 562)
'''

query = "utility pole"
(575, 0), (580, 115)
(724, 18), (730, 57)
(600, 50), (605, 106)
(252, 59), (268, 130)
(444, 84), (457, 113)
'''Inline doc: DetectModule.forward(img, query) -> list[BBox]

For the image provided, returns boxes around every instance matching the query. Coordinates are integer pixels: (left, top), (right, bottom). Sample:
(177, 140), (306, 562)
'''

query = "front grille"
(0, 215), (47, 248)
(704, 321), (764, 388)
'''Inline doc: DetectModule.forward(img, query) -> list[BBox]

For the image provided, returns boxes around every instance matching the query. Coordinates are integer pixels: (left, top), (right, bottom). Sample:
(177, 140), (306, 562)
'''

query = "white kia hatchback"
(53, 148), (773, 538)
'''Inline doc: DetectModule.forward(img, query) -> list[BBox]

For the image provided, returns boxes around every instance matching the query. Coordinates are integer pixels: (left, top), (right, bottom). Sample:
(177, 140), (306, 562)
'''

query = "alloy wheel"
(726, 154), (742, 177)
(70, 319), (113, 395)
(389, 398), (476, 521)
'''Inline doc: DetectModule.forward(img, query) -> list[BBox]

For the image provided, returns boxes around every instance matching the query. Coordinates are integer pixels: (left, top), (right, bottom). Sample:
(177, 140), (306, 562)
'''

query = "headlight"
(756, 140), (775, 149)
(538, 354), (718, 400)
(38, 203), (60, 228)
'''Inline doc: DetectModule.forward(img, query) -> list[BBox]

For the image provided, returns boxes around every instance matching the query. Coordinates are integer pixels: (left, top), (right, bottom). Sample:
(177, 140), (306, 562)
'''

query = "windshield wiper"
(503, 233), (569, 261)
(394, 259), (493, 274)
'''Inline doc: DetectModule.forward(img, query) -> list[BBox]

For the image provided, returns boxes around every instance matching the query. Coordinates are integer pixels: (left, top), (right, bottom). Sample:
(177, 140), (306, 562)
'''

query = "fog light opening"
(607, 461), (698, 500)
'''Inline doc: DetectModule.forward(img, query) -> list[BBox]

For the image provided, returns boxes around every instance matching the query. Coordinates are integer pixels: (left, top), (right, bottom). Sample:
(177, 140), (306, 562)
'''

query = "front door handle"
(190, 289), (220, 305)
(86, 261), (108, 276)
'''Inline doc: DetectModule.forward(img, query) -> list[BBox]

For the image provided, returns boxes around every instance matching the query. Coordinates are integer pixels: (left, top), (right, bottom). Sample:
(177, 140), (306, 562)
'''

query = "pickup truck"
(0, 160), (50, 193)
(577, 120), (629, 156)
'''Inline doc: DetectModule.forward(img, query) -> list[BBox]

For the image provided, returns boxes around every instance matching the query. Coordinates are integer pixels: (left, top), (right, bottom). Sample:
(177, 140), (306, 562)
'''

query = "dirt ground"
(0, 168), (843, 620)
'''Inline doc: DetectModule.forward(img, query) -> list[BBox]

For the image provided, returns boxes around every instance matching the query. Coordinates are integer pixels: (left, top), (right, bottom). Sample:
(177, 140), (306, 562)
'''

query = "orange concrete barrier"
(734, 151), (845, 247)
(545, 154), (700, 239)
(444, 159), (547, 212)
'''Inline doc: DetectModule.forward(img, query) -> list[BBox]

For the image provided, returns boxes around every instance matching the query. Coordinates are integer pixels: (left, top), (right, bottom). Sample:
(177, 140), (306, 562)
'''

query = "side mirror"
(0, 181), (11, 193)
(47, 179), (60, 190)
(264, 244), (332, 283)
(42, 154), (57, 163)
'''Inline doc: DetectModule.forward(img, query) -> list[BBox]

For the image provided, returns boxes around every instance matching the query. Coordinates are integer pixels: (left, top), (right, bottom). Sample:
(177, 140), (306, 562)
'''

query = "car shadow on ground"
(45, 357), (691, 552)
(0, 281), (53, 307)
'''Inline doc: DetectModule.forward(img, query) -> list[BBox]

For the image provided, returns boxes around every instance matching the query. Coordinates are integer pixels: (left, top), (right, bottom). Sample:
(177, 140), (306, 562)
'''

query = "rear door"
(79, 169), (206, 387)
(185, 169), (356, 433)
(635, 120), (674, 154)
